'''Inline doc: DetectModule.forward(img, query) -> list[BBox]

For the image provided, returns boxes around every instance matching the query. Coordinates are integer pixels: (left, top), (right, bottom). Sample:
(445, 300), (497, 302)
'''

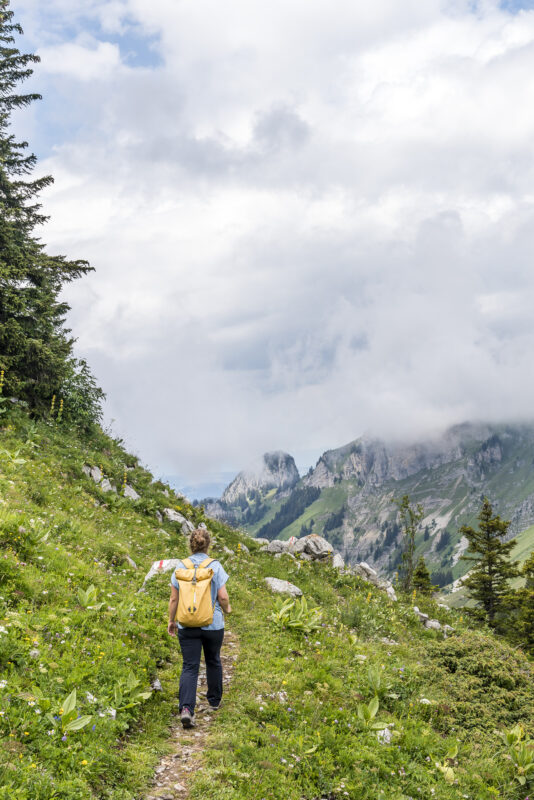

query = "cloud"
(11, 0), (534, 491)
(37, 39), (121, 81)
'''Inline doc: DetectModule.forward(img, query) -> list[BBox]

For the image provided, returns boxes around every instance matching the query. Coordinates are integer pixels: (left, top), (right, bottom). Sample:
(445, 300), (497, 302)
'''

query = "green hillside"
(0, 406), (533, 800)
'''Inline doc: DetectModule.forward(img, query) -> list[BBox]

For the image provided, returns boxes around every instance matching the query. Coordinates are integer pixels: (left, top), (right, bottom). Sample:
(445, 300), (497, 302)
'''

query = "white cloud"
(12, 0), (534, 489)
(37, 39), (121, 80)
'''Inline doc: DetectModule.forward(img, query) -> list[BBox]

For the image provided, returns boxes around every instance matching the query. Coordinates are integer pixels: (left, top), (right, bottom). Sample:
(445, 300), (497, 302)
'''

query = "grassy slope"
(0, 409), (533, 800)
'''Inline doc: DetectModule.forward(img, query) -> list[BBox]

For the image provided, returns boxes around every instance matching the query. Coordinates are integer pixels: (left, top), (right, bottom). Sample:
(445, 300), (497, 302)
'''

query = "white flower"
(85, 692), (97, 704)
(106, 707), (116, 719)
(0, 626), (7, 635)
(0, 680), (7, 689)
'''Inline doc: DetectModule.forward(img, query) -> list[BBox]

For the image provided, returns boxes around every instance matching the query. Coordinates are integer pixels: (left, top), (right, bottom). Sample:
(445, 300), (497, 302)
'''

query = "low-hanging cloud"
(13, 0), (534, 491)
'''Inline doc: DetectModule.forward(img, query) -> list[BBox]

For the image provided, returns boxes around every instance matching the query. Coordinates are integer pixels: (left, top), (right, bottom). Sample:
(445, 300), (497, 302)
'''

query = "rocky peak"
(304, 424), (514, 491)
(221, 451), (299, 505)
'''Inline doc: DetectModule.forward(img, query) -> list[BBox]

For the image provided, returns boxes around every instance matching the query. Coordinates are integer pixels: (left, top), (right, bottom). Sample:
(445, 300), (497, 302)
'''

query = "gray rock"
(264, 577), (302, 597)
(260, 540), (288, 554)
(100, 478), (117, 493)
(239, 543), (250, 553)
(386, 585), (397, 602)
(125, 555), (137, 569)
(123, 484), (140, 501)
(358, 561), (378, 578)
(424, 619), (442, 631)
(332, 553), (345, 570)
(151, 678), (163, 692)
(289, 537), (308, 555)
(82, 465), (91, 477)
(304, 535), (333, 559)
(181, 520), (195, 536)
(90, 466), (102, 483)
(443, 624), (455, 635)
(254, 538), (270, 546)
(156, 510), (163, 523)
(299, 552), (313, 561)
(140, 558), (183, 588)
(163, 508), (187, 524)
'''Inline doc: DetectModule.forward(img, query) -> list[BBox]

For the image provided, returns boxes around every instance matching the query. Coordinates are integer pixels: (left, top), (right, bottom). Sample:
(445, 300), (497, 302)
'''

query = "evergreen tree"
(0, 1), (94, 412)
(508, 551), (534, 656)
(412, 556), (435, 595)
(394, 494), (424, 592)
(460, 498), (519, 627)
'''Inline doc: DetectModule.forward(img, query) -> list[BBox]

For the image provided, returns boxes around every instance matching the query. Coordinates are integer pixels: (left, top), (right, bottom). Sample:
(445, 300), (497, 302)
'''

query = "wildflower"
(47, 730), (55, 736)
(81, 759), (88, 765)
(61, 734), (67, 741)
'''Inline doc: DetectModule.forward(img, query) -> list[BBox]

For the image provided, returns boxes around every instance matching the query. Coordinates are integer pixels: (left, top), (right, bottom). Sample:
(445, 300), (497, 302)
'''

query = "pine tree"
(0, 1), (93, 411)
(460, 498), (519, 627)
(412, 556), (435, 595)
(508, 551), (534, 656)
(394, 494), (424, 592)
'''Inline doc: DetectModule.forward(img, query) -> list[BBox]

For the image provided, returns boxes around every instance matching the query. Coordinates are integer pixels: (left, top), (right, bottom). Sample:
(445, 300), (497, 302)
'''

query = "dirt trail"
(146, 629), (239, 800)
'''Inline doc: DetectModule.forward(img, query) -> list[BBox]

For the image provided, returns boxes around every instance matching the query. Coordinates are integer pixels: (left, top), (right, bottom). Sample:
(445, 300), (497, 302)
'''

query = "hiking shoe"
(180, 707), (195, 728)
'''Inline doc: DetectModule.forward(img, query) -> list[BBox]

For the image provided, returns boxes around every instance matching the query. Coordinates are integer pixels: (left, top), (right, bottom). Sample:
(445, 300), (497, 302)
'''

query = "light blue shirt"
(171, 552), (229, 630)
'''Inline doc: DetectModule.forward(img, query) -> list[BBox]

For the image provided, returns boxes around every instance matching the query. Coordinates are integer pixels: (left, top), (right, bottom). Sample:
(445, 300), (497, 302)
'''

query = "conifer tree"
(508, 551), (534, 656)
(0, 1), (93, 411)
(394, 494), (424, 592)
(460, 498), (519, 627)
(412, 556), (435, 595)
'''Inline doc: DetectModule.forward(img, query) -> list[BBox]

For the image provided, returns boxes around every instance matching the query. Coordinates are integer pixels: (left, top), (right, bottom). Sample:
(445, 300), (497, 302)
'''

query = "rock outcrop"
(221, 451), (300, 506)
(264, 577), (303, 597)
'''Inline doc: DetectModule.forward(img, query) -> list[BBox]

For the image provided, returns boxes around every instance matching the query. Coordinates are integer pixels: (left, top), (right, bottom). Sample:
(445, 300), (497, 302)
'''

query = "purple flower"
(61, 735), (67, 741)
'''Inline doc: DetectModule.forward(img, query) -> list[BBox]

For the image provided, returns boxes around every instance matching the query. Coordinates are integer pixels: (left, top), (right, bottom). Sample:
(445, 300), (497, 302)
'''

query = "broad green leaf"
(64, 715), (92, 732)
(62, 689), (76, 716)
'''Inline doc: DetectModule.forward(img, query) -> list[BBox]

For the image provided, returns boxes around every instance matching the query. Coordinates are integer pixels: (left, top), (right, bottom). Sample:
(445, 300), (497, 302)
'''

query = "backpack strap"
(182, 557), (194, 569)
(199, 558), (214, 569)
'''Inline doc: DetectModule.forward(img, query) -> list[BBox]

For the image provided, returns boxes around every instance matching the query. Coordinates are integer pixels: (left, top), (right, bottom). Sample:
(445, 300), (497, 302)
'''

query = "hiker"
(167, 527), (231, 728)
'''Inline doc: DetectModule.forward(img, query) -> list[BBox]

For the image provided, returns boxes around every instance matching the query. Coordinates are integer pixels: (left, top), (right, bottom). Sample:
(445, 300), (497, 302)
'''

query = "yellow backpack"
(174, 557), (215, 627)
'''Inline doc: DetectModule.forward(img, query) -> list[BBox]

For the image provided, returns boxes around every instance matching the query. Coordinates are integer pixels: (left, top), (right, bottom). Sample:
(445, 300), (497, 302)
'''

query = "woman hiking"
(167, 528), (231, 728)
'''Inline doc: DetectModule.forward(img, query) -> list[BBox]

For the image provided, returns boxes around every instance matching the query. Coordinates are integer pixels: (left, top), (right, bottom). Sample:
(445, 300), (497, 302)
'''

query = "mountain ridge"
(205, 421), (534, 588)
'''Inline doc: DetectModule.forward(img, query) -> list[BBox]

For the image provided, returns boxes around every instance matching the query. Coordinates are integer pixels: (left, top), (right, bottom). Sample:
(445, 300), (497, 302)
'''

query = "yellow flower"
(81, 759), (88, 765)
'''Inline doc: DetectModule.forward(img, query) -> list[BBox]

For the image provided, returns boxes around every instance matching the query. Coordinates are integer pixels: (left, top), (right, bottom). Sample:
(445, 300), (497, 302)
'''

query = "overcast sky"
(13, 0), (534, 496)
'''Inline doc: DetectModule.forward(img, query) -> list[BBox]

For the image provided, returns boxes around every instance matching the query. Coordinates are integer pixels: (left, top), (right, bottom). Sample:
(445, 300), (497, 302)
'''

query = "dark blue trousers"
(177, 627), (224, 713)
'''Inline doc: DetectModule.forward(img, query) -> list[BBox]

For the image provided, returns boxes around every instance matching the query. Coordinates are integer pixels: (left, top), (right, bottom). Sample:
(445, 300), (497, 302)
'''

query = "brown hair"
(189, 527), (211, 554)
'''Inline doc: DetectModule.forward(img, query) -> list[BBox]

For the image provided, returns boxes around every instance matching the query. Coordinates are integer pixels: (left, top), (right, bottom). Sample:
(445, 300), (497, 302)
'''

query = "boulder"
(139, 558), (183, 590)
(100, 479), (117, 493)
(289, 537), (308, 555)
(181, 520), (195, 536)
(424, 619), (442, 631)
(303, 535), (333, 559)
(260, 540), (288, 554)
(163, 508), (187, 524)
(264, 577), (302, 597)
(90, 466), (102, 483)
(332, 553), (345, 570)
(156, 510), (163, 523)
(123, 485), (141, 501)
(254, 538), (270, 546)
(82, 465), (91, 478)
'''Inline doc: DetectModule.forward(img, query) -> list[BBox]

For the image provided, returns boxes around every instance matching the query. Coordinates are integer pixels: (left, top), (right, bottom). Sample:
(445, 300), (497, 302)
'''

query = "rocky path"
(147, 630), (239, 800)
